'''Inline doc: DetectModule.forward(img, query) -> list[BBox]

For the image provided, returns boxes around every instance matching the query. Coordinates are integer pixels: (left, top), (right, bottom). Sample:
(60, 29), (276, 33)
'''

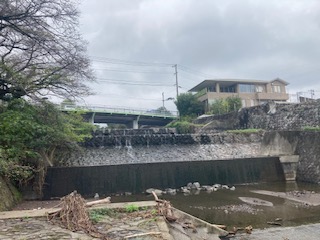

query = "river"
(110, 181), (320, 230)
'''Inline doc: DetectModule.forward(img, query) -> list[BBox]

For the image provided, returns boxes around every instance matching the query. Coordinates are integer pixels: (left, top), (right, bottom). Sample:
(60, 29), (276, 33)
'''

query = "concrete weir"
(44, 157), (284, 199)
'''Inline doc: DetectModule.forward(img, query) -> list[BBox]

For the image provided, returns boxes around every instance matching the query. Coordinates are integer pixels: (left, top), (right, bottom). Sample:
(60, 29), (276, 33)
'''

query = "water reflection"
(111, 182), (320, 229)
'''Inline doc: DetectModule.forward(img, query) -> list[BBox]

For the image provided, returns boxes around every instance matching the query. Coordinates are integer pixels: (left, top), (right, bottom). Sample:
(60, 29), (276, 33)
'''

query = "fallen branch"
(151, 191), (177, 222)
(85, 197), (111, 207)
(48, 196), (111, 214)
(267, 221), (282, 226)
(123, 232), (162, 239)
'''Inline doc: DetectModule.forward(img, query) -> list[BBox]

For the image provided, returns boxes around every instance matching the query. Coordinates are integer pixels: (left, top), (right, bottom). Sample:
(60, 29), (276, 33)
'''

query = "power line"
(96, 78), (174, 87)
(179, 65), (213, 78)
(94, 93), (163, 101)
(90, 56), (174, 67)
(93, 67), (172, 74)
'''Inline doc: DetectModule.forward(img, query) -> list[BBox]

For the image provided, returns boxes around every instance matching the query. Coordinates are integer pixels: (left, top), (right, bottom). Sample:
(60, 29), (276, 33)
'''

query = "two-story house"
(188, 78), (289, 111)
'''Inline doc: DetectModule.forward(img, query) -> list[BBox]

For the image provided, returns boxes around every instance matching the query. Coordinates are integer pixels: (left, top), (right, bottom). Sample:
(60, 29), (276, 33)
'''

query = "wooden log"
(123, 232), (162, 239)
(48, 197), (111, 215)
(85, 197), (111, 207)
(267, 221), (282, 226)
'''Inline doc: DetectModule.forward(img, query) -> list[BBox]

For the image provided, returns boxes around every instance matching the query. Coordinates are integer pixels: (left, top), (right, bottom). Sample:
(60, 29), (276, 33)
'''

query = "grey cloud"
(79, 0), (320, 109)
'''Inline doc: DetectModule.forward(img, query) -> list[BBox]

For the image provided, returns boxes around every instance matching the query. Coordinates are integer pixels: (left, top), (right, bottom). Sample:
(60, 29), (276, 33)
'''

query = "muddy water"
(111, 182), (320, 230)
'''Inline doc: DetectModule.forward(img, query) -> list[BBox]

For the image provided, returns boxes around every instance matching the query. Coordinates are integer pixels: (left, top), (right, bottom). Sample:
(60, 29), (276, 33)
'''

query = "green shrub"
(125, 204), (139, 213)
(166, 121), (200, 134)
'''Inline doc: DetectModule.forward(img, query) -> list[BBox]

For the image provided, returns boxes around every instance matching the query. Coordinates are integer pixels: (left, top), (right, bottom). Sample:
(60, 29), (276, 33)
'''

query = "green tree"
(226, 96), (242, 112)
(156, 106), (172, 116)
(174, 93), (204, 117)
(209, 96), (242, 115)
(0, 99), (94, 193)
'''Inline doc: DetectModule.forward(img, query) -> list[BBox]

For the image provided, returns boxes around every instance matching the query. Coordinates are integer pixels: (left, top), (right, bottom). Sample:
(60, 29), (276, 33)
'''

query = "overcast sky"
(78, 0), (320, 111)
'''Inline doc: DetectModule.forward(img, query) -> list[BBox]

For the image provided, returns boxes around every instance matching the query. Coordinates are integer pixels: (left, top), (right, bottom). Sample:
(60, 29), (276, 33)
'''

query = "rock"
(213, 184), (221, 189)
(164, 188), (177, 195)
(192, 182), (201, 189)
(202, 185), (214, 192)
(181, 187), (190, 194)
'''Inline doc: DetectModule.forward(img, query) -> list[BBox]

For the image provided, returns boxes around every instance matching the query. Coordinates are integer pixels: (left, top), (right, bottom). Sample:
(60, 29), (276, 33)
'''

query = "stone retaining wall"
(66, 132), (263, 166)
(260, 131), (320, 184)
(196, 100), (320, 131)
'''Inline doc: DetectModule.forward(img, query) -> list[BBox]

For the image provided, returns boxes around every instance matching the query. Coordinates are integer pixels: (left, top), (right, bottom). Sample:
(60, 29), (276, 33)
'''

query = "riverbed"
(110, 181), (320, 230)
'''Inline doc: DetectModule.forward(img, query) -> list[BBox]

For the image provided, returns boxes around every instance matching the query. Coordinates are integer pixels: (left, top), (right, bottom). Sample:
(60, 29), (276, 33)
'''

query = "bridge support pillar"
(90, 112), (96, 124)
(279, 155), (299, 181)
(132, 115), (140, 129)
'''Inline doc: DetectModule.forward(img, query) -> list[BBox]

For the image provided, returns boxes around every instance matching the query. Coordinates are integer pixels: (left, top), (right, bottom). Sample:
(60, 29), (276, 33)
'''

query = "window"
(239, 84), (255, 93)
(273, 85), (281, 93)
(255, 85), (264, 93)
(208, 86), (216, 92)
(220, 85), (236, 93)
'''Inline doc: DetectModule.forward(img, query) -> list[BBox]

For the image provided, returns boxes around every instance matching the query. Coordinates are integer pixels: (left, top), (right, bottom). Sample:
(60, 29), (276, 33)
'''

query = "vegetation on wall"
(0, 99), (94, 194)
(208, 96), (242, 115)
(303, 126), (320, 131)
(166, 121), (197, 134)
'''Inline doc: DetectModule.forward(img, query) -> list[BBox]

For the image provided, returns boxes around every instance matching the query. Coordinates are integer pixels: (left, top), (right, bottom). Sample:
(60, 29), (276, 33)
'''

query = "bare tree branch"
(0, 0), (94, 101)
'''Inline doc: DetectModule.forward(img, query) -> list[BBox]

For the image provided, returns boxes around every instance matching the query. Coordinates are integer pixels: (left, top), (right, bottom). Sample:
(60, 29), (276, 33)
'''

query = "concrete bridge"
(61, 104), (178, 128)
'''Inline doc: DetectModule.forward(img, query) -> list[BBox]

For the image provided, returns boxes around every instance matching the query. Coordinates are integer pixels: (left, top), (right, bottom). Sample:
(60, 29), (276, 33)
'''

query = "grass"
(303, 126), (320, 131)
(226, 128), (263, 133)
(89, 208), (115, 223)
(125, 204), (139, 213)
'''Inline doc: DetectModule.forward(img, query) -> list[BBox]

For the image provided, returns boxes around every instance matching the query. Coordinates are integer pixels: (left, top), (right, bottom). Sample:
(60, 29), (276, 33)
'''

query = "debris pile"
(48, 191), (109, 239)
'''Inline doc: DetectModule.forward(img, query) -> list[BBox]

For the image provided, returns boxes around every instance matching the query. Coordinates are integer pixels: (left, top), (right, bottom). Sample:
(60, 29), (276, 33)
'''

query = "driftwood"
(267, 221), (282, 226)
(152, 191), (178, 222)
(48, 191), (110, 240)
(48, 196), (111, 214)
(245, 225), (253, 234)
(151, 191), (229, 234)
(123, 232), (162, 239)
(85, 197), (111, 207)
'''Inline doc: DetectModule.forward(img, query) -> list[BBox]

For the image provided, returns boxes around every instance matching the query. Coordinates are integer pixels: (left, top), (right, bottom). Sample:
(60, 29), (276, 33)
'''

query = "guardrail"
(61, 104), (179, 118)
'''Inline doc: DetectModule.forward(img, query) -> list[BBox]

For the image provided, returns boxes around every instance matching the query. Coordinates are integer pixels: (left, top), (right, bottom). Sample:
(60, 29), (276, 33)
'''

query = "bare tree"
(0, 0), (94, 101)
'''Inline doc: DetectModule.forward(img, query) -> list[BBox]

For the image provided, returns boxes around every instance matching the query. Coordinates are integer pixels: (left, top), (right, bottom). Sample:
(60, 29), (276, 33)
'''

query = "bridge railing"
(61, 104), (179, 118)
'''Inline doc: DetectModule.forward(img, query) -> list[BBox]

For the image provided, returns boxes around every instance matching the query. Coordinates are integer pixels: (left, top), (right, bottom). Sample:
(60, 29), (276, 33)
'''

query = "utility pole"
(310, 89), (315, 99)
(162, 92), (165, 108)
(173, 64), (179, 99)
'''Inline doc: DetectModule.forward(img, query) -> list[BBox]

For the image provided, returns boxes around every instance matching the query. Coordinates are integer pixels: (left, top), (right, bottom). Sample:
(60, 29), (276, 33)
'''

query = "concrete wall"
(260, 131), (320, 184)
(195, 100), (320, 131)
